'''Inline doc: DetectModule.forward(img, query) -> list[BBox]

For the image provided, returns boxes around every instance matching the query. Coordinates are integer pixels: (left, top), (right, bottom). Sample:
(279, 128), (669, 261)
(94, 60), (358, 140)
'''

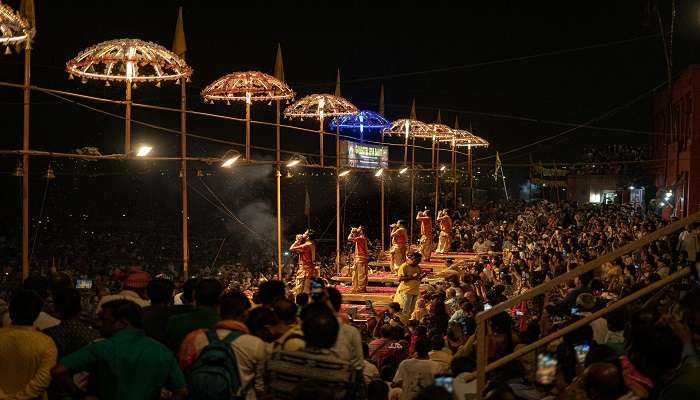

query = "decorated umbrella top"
(421, 123), (454, 140)
(201, 71), (295, 103)
(284, 94), (358, 119)
(441, 129), (490, 147)
(382, 119), (431, 138)
(0, 3), (33, 45)
(66, 39), (192, 82)
(329, 110), (391, 133)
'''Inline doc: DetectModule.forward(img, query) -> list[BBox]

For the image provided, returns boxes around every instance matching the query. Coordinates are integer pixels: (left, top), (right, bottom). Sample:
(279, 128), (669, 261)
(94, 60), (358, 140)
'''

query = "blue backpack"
(186, 330), (244, 400)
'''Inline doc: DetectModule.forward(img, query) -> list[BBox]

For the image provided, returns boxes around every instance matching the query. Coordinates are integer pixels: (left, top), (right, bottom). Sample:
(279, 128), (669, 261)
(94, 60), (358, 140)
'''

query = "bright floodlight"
(440, 165), (446, 171)
(286, 159), (301, 167)
(338, 170), (350, 177)
(374, 168), (384, 177)
(221, 155), (240, 168)
(629, 186), (635, 190)
(135, 145), (152, 157)
(399, 167), (409, 174)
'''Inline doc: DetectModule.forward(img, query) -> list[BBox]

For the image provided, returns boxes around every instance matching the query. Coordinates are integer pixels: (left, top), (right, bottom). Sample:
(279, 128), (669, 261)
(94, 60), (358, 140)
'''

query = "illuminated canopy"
(422, 123), (454, 140)
(382, 119), (430, 138)
(284, 94), (358, 119)
(66, 39), (192, 83)
(201, 71), (294, 103)
(441, 129), (490, 147)
(0, 3), (33, 46)
(329, 110), (390, 133)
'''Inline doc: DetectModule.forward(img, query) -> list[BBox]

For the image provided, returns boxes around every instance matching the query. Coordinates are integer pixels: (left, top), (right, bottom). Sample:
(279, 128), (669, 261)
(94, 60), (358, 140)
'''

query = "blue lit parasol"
(329, 110), (390, 142)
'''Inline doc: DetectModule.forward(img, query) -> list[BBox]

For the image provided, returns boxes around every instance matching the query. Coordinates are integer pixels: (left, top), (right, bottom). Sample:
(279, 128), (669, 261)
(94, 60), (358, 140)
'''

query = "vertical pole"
(319, 115), (325, 167)
(336, 124), (341, 275)
(434, 141), (441, 217)
(409, 137), (415, 243)
(245, 100), (251, 161)
(403, 124), (409, 166)
(452, 140), (457, 210)
(276, 100), (283, 280)
(476, 319), (487, 400)
(380, 134), (386, 251)
(125, 81), (132, 155)
(468, 146), (473, 205)
(180, 79), (189, 278)
(21, 42), (31, 279)
(432, 139), (438, 217)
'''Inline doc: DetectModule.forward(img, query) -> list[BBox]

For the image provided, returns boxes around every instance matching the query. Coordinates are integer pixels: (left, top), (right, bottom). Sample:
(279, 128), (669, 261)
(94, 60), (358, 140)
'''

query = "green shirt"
(166, 307), (221, 351)
(61, 328), (185, 400)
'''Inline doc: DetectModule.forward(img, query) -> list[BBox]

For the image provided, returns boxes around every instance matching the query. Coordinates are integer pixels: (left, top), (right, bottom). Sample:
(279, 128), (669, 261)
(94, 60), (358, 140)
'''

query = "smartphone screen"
(346, 310), (354, 322)
(75, 279), (93, 289)
(536, 353), (558, 385)
(570, 307), (579, 315)
(383, 313), (391, 323)
(434, 376), (454, 393)
(574, 342), (590, 364)
(484, 303), (492, 311)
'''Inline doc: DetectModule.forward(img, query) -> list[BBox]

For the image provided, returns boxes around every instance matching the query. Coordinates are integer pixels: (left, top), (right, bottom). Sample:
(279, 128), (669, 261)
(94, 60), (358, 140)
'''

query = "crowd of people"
(0, 200), (698, 400)
(572, 145), (650, 176)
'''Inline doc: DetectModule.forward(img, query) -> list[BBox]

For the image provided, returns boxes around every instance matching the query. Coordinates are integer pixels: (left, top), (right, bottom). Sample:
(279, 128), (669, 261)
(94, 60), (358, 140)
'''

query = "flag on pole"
(172, 7), (187, 58)
(274, 44), (285, 82)
(20, 0), (35, 28)
(410, 98), (416, 120)
(334, 68), (341, 97)
(378, 84), (385, 115)
(494, 151), (503, 182)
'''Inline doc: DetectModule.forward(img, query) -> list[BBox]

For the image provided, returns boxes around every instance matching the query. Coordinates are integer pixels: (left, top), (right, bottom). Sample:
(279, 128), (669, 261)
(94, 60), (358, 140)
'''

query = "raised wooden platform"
(330, 274), (443, 286)
(341, 291), (395, 305)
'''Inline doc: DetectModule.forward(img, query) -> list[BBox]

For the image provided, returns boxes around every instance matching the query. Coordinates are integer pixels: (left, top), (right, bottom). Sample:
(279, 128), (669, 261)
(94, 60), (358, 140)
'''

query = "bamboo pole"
(380, 134), (386, 251)
(125, 82), (132, 155)
(21, 41), (31, 279)
(452, 139), (457, 210)
(336, 124), (341, 275)
(434, 141), (441, 217)
(319, 115), (325, 167)
(468, 146), (473, 205)
(245, 98), (251, 161)
(409, 137), (415, 243)
(180, 78), (189, 277)
(276, 100), (283, 280)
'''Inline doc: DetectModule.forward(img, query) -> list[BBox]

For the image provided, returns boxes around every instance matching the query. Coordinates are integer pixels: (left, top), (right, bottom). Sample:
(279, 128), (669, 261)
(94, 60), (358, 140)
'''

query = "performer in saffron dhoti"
(389, 220), (408, 272)
(416, 209), (433, 261)
(435, 209), (453, 253)
(289, 229), (316, 296)
(348, 226), (369, 293)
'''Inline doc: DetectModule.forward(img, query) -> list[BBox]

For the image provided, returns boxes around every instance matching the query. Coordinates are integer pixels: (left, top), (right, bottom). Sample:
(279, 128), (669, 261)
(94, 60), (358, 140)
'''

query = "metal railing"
(473, 210), (700, 399)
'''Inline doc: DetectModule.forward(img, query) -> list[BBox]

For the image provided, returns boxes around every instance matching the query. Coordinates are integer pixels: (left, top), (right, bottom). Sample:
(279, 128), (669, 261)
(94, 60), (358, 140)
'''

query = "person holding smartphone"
(395, 252), (425, 315)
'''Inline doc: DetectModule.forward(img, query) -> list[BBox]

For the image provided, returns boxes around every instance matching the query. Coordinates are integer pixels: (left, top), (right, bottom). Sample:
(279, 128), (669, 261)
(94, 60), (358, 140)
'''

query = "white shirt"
(96, 290), (150, 314)
(392, 358), (444, 400)
(362, 359), (380, 384)
(330, 317), (363, 367)
(453, 372), (478, 400)
(580, 311), (609, 344)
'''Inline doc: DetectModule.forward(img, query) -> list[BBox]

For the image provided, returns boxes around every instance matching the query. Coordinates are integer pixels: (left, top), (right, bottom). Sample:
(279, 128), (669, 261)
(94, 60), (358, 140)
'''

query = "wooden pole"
(434, 141), (441, 217)
(21, 41), (31, 279)
(452, 140), (457, 210)
(336, 124), (341, 275)
(276, 100), (283, 280)
(125, 82), (132, 155)
(409, 137), (415, 243)
(380, 134), (386, 251)
(245, 99), (251, 161)
(180, 79), (189, 278)
(475, 317), (487, 399)
(468, 146), (473, 205)
(319, 115), (325, 167)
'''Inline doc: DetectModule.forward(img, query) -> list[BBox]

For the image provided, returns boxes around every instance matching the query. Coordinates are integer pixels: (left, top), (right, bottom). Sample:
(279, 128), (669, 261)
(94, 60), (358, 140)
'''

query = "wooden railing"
(473, 210), (700, 399)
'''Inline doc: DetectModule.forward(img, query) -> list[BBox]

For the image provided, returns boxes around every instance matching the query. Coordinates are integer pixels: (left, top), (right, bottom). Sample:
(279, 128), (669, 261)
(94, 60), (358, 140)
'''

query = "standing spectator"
(52, 299), (187, 400)
(43, 287), (99, 358)
(173, 277), (199, 306)
(2, 276), (60, 329)
(391, 337), (443, 400)
(396, 252), (424, 315)
(271, 298), (305, 351)
(96, 268), (151, 314)
(257, 280), (287, 306)
(166, 278), (223, 351)
(142, 277), (189, 345)
(178, 291), (267, 400)
(0, 289), (58, 399)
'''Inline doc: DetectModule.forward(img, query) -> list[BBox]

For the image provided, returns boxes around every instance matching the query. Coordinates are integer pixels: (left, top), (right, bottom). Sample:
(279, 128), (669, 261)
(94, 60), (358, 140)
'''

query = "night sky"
(0, 1), (697, 266)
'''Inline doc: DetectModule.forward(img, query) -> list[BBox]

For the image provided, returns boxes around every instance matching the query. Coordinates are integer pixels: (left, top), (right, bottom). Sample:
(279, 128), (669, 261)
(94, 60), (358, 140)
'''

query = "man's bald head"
(583, 362), (627, 400)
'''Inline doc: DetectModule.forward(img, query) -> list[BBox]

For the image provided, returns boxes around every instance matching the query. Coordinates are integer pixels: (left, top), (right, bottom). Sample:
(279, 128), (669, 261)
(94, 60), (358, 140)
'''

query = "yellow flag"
(378, 84), (385, 115)
(495, 151), (503, 181)
(172, 7), (187, 58)
(334, 68), (341, 97)
(274, 44), (285, 82)
(410, 98), (416, 120)
(20, 0), (35, 28)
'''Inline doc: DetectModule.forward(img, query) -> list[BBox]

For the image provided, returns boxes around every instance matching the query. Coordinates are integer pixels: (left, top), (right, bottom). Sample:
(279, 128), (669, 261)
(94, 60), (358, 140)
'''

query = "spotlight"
(440, 165), (446, 171)
(221, 154), (240, 168)
(375, 168), (384, 177)
(399, 167), (409, 174)
(286, 159), (301, 167)
(629, 186), (635, 190)
(135, 145), (152, 157)
(338, 170), (350, 177)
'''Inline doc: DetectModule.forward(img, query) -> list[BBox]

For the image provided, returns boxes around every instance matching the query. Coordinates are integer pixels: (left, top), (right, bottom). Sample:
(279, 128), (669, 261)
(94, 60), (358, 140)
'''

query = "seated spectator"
(582, 362), (638, 400)
(178, 291), (267, 400)
(327, 287), (364, 366)
(577, 293), (608, 344)
(369, 324), (408, 372)
(2, 276), (60, 329)
(367, 379), (390, 400)
(166, 278), (223, 351)
(362, 342), (380, 384)
(411, 298), (429, 322)
(43, 287), (99, 358)
(52, 299), (187, 400)
(428, 335), (452, 373)
(0, 289), (57, 399)
(266, 302), (363, 400)
(392, 337), (443, 400)
(451, 356), (477, 399)
(96, 268), (151, 314)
